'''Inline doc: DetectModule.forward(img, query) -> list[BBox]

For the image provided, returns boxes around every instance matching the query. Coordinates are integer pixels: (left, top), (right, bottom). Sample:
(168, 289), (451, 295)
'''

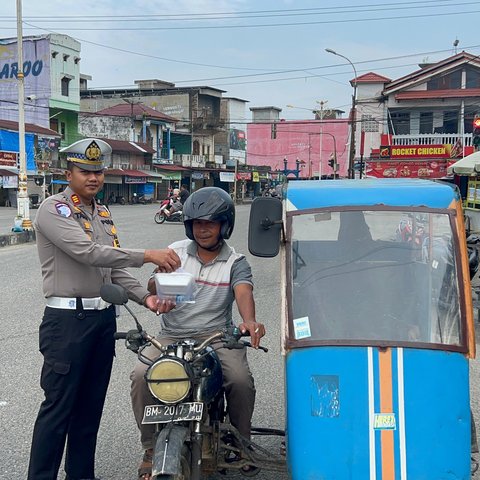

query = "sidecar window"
(289, 210), (462, 348)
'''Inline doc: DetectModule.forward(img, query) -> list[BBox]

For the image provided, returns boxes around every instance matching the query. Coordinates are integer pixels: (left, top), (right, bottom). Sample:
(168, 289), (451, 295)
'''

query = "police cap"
(60, 138), (112, 172)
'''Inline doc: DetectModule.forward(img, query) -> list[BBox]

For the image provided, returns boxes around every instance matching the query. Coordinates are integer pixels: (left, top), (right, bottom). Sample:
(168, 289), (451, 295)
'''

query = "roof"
(95, 103), (178, 122)
(395, 88), (480, 101)
(0, 119), (61, 137)
(102, 139), (156, 154)
(0, 168), (18, 176)
(153, 164), (189, 171)
(249, 106), (282, 112)
(285, 178), (457, 211)
(81, 85), (226, 98)
(384, 51), (480, 95)
(353, 72), (391, 84)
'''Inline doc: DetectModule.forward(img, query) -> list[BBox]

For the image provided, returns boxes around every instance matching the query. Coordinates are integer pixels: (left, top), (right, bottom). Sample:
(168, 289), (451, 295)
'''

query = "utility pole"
(317, 100), (327, 180)
(16, 0), (32, 229)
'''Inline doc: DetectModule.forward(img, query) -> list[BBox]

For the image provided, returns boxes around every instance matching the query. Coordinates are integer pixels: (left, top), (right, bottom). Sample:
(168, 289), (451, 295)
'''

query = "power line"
(0, 0), (473, 23)
(7, 8), (480, 31)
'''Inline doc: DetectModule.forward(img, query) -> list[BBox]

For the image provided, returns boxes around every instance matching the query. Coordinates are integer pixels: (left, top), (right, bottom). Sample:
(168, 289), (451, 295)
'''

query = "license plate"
(142, 402), (204, 424)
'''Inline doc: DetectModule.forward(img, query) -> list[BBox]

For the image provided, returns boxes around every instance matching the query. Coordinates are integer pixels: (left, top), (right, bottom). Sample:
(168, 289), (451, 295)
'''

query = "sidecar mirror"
(100, 284), (129, 305)
(248, 197), (283, 257)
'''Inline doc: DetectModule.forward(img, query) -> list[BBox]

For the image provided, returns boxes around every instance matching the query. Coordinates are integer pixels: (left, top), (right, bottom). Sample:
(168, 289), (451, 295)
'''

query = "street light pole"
(16, 0), (32, 229)
(325, 48), (358, 179)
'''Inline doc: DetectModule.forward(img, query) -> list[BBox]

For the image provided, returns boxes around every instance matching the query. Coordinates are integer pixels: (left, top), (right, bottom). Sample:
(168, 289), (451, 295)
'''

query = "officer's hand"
(144, 295), (176, 315)
(238, 321), (266, 349)
(144, 248), (181, 272)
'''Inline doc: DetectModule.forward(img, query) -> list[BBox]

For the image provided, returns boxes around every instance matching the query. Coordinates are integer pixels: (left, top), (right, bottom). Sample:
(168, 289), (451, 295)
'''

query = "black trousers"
(27, 305), (116, 480)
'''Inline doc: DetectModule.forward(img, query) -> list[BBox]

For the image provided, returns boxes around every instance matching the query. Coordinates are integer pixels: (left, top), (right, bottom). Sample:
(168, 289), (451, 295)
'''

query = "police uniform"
(28, 139), (150, 480)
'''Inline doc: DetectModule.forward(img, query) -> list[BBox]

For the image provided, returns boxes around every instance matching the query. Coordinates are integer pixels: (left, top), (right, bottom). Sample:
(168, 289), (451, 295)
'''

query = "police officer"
(27, 138), (181, 480)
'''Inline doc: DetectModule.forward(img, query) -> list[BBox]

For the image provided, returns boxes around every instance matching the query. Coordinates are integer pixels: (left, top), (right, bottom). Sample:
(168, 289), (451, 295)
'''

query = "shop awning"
(0, 168), (18, 176)
(140, 170), (164, 183)
(448, 151), (480, 175)
(122, 169), (150, 177)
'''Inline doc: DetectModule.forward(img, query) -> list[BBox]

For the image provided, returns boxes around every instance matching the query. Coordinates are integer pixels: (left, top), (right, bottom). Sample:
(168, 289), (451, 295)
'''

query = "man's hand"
(144, 294), (176, 315)
(238, 321), (265, 349)
(144, 248), (181, 272)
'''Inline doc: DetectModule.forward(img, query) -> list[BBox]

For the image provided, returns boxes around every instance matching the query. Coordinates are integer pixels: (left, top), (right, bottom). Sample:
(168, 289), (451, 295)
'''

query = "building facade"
(247, 106), (350, 179)
(0, 34), (81, 148)
(354, 52), (480, 178)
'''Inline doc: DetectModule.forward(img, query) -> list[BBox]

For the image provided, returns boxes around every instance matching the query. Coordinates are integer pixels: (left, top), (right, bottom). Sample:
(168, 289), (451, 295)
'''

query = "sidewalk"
(0, 207), (37, 248)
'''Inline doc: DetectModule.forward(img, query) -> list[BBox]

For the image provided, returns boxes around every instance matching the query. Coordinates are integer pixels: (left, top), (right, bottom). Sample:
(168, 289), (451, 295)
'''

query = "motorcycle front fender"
(152, 424), (189, 477)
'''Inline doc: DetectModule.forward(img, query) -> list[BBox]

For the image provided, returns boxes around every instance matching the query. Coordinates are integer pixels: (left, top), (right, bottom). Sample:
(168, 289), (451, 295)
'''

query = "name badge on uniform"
(55, 203), (72, 218)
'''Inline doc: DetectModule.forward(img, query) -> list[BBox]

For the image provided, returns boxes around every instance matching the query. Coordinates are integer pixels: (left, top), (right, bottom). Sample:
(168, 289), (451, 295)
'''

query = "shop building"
(354, 51), (480, 178)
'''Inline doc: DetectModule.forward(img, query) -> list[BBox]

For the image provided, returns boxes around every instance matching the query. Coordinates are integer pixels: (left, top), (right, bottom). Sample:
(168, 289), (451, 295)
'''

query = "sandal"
(138, 448), (153, 480)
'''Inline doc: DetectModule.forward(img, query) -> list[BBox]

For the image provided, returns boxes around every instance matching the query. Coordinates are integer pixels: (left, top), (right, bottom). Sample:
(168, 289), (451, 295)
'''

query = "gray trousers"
(130, 337), (256, 450)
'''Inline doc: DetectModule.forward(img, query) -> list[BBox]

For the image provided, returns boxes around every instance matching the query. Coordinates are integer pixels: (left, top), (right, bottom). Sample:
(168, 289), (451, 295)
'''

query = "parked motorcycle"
(100, 284), (286, 480)
(131, 193), (146, 205)
(107, 194), (126, 205)
(154, 199), (183, 224)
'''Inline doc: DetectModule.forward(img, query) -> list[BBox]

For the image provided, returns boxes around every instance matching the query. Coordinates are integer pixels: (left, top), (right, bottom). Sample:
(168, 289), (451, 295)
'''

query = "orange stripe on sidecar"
(379, 348), (395, 480)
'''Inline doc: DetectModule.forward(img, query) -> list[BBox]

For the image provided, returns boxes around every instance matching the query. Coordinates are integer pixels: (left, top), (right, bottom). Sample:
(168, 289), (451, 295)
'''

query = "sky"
(2, 0), (480, 122)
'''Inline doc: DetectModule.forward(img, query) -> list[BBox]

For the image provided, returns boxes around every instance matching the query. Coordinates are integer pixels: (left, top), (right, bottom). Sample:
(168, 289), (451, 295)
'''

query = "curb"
(0, 230), (36, 248)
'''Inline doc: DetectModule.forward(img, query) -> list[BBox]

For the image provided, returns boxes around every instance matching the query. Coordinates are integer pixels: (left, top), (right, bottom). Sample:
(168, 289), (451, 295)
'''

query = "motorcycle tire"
(119, 198), (126, 205)
(157, 445), (191, 480)
(155, 213), (166, 224)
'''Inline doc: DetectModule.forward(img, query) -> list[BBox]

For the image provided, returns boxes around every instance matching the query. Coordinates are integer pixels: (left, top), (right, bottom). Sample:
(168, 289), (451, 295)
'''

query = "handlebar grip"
(114, 332), (128, 340)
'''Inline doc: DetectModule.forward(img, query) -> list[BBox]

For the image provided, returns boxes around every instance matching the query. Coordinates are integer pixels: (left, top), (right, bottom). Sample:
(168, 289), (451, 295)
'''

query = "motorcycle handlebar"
(114, 332), (128, 340)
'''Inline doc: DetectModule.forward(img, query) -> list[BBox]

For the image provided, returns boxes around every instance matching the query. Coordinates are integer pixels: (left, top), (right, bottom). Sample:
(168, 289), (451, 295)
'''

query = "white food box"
(154, 272), (196, 303)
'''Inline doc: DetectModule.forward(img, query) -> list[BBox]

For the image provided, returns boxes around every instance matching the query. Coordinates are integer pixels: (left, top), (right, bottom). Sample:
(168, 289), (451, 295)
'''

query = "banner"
(0, 150), (17, 167)
(0, 37), (51, 127)
(366, 160), (449, 179)
(220, 172), (235, 183)
(0, 130), (35, 171)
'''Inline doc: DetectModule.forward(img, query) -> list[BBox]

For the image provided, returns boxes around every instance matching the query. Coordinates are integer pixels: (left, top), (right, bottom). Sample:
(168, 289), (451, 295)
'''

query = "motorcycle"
(100, 284), (286, 480)
(154, 199), (183, 224)
(131, 193), (146, 205)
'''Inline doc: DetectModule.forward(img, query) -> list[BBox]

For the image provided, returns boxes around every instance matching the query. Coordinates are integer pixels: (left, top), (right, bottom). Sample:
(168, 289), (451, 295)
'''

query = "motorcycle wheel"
(154, 213), (166, 224)
(119, 197), (126, 205)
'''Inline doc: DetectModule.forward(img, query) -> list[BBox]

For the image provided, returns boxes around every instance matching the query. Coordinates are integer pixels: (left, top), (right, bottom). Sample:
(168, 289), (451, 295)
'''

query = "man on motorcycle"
(130, 186), (265, 479)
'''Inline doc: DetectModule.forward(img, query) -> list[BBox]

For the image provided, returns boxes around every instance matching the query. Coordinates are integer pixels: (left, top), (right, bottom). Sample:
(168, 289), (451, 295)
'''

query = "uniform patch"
(98, 210), (110, 218)
(83, 221), (91, 230)
(55, 203), (72, 217)
(71, 194), (81, 206)
(111, 226), (117, 235)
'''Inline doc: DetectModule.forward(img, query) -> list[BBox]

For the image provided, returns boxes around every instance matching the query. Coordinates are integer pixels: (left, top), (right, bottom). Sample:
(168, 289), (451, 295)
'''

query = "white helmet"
(173, 188), (180, 195)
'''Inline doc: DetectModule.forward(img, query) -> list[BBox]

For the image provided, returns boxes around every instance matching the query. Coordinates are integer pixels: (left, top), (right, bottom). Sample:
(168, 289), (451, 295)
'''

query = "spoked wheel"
(155, 212), (166, 224)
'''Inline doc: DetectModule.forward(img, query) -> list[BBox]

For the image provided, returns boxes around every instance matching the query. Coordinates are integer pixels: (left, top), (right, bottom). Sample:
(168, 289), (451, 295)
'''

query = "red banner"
(366, 160), (450, 179)
(0, 151), (17, 167)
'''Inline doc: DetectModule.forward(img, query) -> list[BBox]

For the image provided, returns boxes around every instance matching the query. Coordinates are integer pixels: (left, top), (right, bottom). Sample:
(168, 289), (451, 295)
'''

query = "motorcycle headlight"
(145, 358), (191, 404)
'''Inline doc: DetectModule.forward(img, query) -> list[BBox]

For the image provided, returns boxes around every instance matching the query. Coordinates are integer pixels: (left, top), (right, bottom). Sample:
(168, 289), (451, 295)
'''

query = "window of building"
(74, 57), (81, 65)
(466, 67), (480, 89)
(361, 114), (379, 133)
(427, 70), (462, 90)
(443, 111), (458, 134)
(63, 54), (70, 62)
(193, 140), (200, 155)
(60, 122), (66, 140)
(50, 118), (59, 132)
(419, 112), (433, 134)
(61, 77), (70, 97)
(390, 112), (410, 135)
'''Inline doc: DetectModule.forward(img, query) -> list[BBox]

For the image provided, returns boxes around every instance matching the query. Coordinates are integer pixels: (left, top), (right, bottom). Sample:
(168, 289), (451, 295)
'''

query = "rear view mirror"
(248, 197), (283, 257)
(100, 284), (129, 305)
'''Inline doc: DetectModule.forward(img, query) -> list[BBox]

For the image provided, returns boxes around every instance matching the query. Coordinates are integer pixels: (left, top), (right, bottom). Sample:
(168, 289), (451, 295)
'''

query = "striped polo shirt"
(159, 239), (253, 338)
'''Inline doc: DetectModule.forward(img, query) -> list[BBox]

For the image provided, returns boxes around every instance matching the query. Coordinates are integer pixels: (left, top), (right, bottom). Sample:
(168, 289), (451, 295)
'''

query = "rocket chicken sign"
(367, 144), (466, 179)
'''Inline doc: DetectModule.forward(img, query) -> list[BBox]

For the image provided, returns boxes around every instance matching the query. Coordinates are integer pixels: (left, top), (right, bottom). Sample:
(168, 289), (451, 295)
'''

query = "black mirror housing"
(248, 197), (283, 257)
(100, 284), (129, 305)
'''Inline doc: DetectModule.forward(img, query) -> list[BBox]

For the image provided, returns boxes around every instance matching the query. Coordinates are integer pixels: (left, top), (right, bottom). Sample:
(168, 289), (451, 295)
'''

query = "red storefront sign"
(366, 160), (450, 179)
(0, 151), (18, 167)
(236, 172), (252, 180)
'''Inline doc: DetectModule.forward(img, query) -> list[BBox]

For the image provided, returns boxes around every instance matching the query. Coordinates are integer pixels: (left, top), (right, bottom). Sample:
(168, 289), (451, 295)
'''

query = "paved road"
(0, 203), (478, 479)
(0, 204), (285, 480)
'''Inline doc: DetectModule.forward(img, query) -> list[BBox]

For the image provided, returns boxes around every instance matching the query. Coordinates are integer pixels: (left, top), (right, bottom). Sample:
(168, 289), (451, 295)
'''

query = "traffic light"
(474, 115), (480, 151)
(328, 158), (335, 169)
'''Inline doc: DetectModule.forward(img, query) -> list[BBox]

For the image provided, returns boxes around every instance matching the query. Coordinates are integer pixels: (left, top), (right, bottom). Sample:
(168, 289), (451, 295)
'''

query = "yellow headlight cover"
(146, 358), (191, 404)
